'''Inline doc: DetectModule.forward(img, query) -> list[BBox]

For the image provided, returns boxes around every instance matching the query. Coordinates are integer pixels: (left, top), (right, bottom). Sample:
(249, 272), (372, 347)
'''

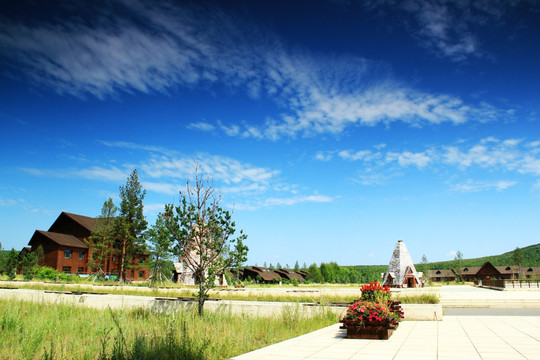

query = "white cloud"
(315, 151), (333, 161)
(19, 166), (128, 182)
(332, 137), (540, 189)
(143, 203), (167, 215)
(0, 1), (512, 140)
(366, 0), (525, 62)
(142, 182), (181, 195)
(520, 156), (540, 176)
(339, 150), (379, 162)
(450, 180), (517, 193)
(187, 122), (215, 132)
(234, 194), (334, 210)
(0, 198), (18, 206)
(385, 151), (433, 168)
(443, 137), (522, 170)
(19, 140), (333, 210)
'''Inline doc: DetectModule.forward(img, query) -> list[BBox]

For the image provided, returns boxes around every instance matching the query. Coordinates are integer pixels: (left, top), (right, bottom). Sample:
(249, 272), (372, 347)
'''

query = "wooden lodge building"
(429, 262), (540, 283)
(27, 212), (148, 281)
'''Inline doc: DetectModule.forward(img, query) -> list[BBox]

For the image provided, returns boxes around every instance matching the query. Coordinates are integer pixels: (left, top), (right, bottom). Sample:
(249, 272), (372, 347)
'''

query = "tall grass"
(0, 299), (337, 360)
(394, 293), (440, 304)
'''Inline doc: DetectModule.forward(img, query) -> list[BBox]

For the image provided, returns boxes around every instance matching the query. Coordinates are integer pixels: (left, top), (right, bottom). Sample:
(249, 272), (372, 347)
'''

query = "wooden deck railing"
(480, 279), (540, 288)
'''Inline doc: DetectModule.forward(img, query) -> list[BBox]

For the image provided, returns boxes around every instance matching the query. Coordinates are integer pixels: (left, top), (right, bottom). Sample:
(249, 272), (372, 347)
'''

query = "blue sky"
(1, 0), (539, 267)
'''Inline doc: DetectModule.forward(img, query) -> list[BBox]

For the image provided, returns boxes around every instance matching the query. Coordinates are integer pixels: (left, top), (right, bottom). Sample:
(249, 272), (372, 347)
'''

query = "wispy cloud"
(234, 194), (334, 211)
(0, 1), (512, 140)
(187, 122), (216, 132)
(365, 0), (526, 61)
(339, 150), (381, 162)
(0, 197), (19, 207)
(450, 179), (517, 193)
(385, 151), (433, 168)
(19, 140), (332, 210)
(19, 166), (129, 182)
(326, 137), (540, 189)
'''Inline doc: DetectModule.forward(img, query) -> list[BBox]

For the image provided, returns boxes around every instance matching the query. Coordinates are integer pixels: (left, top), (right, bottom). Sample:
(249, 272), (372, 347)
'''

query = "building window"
(139, 271), (145, 278)
(64, 250), (72, 259)
(130, 270), (134, 278)
(112, 255), (116, 262)
(77, 267), (84, 274)
(62, 266), (71, 273)
(79, 251), (85, 260)
(139, 257), (144, 263)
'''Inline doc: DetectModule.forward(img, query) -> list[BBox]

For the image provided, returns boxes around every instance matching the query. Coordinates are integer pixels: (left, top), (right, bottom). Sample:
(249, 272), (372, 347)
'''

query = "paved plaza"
(232, 316), (540, 360)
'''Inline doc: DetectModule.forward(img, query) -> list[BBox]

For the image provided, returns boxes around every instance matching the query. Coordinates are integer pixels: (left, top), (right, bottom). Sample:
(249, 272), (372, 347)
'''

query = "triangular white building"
(382, 240), (422, 288)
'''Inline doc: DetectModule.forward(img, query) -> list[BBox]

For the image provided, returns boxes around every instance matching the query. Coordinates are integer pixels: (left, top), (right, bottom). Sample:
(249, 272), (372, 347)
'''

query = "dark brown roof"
(275, 269), (305, 281)
(30, 230), (88, 249)
(428, 270), (456, 278)
(524, 267), (540, 275)
(48, 212), (96, 237)
(64, 212), (96, 231)
(496, 266), (519, 274)
(461, 267), (481, 275)
(243, 267), (281, 282)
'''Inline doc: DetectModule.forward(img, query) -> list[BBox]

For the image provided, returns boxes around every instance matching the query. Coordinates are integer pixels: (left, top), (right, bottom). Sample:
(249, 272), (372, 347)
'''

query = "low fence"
(479, 279), (540, 289)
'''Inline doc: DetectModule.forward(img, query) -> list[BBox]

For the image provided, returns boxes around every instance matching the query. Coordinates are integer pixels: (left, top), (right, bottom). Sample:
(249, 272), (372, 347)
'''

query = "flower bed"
(340, 282), (403, 340)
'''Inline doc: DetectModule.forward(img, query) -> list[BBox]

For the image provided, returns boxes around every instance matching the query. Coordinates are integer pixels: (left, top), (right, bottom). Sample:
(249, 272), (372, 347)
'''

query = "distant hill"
(421, 243), (540, 270)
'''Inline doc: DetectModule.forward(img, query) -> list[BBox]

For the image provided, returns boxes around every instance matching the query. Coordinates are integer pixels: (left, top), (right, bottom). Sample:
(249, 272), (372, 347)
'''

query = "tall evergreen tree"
(116, 169), (148, 281)
(87, 198), (117, 277)
(5, 249), (19, 279)
(35, 245), (45, 267)
(146, 211), (174, 286)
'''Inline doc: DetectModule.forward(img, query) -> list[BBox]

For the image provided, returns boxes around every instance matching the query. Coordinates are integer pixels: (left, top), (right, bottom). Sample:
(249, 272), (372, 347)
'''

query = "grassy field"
(0, 280), (440, 304)
(0, 299), (338, 360)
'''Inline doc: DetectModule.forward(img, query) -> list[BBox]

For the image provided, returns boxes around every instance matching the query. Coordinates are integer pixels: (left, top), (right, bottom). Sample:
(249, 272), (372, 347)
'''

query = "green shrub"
(33, 266), (59, 280)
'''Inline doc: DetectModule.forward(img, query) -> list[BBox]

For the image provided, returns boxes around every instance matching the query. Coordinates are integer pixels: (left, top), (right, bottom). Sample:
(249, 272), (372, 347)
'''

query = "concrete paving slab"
(232, 316), (540, 360)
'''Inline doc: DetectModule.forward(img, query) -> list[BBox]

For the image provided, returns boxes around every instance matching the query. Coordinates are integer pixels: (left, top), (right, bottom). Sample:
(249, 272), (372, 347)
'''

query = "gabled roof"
(461, 267), (480, 275)
(496, 265), (519, 274)
(29, 230), (88, 249)
(48, 212), (96, 238)
(429, 269), (455, 278)
(524, 267), (540, 275)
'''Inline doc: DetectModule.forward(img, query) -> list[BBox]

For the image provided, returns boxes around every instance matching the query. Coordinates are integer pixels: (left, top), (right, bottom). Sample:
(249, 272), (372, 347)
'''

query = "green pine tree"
(116, 169), (148, 281)
(87, 198), (117, 277)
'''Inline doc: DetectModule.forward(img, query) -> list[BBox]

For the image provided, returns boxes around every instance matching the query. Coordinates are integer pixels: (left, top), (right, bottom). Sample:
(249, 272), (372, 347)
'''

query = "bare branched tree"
(166, 163), (248, 315)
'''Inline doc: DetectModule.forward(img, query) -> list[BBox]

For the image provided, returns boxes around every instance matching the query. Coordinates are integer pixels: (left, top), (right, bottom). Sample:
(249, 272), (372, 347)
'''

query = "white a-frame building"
(382, 240), (422, 288)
